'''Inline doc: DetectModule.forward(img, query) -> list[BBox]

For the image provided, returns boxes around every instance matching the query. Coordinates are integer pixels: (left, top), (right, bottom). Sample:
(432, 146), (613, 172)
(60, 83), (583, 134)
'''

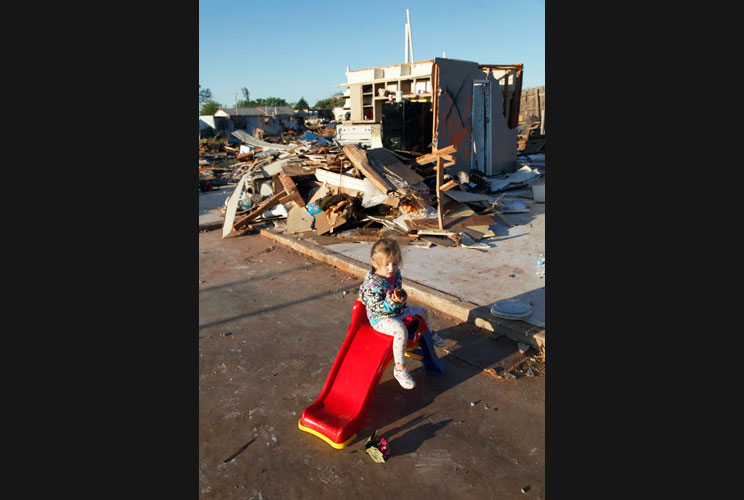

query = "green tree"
(314, 92), (345, 110)
(295, 97), (309, 110)
(200, 100), (221, 115)
(199, 85), (213, 107)
(235, 88), (288, 108)
(237, 87), (252, 108)
(254, 97), (288, 107)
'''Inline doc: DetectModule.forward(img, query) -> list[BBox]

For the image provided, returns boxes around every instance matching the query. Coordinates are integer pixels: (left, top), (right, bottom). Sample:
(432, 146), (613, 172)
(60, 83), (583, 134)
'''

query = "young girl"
(358, 237), (446, 389)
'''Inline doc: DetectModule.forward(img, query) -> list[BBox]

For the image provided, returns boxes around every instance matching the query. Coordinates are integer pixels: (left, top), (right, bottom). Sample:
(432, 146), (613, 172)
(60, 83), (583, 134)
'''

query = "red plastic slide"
(298, 300), (401, 449)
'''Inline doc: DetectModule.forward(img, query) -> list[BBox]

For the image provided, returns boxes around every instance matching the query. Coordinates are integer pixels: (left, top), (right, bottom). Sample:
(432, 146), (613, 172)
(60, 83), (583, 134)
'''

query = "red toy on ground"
(298, 299), (442, 449)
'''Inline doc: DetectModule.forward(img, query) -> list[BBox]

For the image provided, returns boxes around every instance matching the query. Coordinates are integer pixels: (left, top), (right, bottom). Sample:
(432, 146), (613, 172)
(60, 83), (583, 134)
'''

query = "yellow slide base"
(298, 419), (356, 449)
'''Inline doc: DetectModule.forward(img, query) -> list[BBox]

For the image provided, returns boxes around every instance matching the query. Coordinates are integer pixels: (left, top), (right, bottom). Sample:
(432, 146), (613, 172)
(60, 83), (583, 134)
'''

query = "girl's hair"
(370, 237), (402, 269)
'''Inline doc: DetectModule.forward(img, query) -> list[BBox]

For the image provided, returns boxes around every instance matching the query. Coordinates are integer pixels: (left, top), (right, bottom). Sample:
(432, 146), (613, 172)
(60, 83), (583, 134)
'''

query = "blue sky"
(199, 0), (544, 108)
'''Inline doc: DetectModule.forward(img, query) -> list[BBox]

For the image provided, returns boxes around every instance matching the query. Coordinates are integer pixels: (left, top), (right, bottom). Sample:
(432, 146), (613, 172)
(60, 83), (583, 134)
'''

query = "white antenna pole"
(404, 15), (409, 63)
(406, 9), (414, 63)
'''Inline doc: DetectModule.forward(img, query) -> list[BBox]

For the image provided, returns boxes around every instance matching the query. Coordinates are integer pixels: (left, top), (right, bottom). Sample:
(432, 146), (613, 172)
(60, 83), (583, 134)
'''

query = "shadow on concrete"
(386, 417), (454, 456)
(348, 323), (518, 452)
(487, 233), (527, 243)
(198, 265), (313, 293)
(198, 282), (361, 330)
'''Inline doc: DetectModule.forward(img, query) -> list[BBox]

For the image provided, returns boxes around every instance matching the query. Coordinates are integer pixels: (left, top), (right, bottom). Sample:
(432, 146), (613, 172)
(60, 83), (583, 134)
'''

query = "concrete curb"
(257, 228), (545, 352)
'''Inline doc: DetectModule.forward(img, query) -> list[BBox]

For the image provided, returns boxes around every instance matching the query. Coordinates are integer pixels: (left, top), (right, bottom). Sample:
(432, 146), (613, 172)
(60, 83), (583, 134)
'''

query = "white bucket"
(532, 184), (545, 203)
(395, 90), (403, 103)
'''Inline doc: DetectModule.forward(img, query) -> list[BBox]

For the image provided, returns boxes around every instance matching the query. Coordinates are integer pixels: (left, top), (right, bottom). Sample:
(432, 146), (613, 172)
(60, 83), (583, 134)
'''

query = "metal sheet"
(230, 129), (293, 150)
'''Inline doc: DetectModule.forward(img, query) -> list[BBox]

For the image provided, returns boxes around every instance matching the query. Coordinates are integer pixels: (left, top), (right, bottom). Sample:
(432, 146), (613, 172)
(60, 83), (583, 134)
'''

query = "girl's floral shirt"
(358, 270), (406, 325)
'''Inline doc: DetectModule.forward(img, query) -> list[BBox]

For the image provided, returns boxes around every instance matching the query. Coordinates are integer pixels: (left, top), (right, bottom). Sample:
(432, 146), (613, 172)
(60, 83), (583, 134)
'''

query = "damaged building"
(199, 53), (545, 252)
(334, 57), (524, 176)
(199, 106), (304, 139)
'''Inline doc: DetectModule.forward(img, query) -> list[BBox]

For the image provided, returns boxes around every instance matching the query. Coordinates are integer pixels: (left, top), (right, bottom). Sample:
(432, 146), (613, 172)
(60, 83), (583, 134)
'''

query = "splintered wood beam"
(431, 158), (456, 170)
(419, 158), (457, 176)
(277, 172), (305, 207)
(414, 145), (457, 165)
(439, 179), (458, 192)
(342, 144), (396, 194)
(406, 214), (499, 230)
(436, 155), (444, 230)
(366, 148), (424, 185)
(232, 190), (287, 231)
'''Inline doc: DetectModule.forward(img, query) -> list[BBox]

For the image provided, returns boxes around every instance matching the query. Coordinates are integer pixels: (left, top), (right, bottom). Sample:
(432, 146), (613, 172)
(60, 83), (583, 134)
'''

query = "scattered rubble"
(517, 120), (544, 155)
(200, 128), (545, 249)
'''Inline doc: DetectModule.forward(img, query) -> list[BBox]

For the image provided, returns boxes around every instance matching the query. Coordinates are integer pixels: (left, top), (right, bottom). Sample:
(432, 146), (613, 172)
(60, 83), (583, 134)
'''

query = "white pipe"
(406, 9), (414, 63)
(404, 22), (409, 63)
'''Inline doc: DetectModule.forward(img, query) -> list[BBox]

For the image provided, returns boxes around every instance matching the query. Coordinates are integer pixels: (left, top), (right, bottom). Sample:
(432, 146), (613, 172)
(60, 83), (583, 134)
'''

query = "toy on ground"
(298, 299), (444, 449)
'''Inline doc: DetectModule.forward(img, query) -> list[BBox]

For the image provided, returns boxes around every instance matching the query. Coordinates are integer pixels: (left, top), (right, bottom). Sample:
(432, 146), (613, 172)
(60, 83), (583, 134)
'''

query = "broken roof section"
(335, 58), (523, 176)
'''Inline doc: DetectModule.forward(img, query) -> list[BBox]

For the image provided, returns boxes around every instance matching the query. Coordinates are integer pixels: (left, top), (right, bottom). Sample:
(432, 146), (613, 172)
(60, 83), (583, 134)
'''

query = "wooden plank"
(419, 235), (457, 247)
(277, 172), (305, 208)
(436, 155), (444, 230)
(281, 163), (313, 176)
(413, 145), (456, 165)
(314, 168), (367, 191)
(342, 144), (396, 194)
(366, 148), (424, 185)
(232, 190), (287, 231)
(405, 214), (498, 230)
(439, 179), (458, 192)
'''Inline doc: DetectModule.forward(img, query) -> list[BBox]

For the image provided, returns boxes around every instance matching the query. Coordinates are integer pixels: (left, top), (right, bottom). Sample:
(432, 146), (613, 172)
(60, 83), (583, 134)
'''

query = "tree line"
(199, 85), (344, 115)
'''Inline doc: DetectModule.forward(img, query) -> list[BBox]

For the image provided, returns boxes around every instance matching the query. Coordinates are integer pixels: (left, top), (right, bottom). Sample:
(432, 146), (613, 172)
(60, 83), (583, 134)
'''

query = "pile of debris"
(214, 132), (544, 250)
(198, 138), (247, 191)
(517, 121), (545, 155)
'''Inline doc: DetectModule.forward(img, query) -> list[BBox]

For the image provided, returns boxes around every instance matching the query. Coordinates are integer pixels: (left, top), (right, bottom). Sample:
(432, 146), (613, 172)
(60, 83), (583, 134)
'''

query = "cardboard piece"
(285, 204), (314, 233)
(313, 211), (332, 235)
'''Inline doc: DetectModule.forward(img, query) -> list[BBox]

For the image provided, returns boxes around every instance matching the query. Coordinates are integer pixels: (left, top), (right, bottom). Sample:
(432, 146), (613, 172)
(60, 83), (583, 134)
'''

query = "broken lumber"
(366, 148), (424, 186)
(403, 214), (498, 231)
(342, 144), (396, 194)
(436, 155), (444, 229)
(232, 189), (287, 231)
(313, 171), (400, 207)
(439, 179), (458, 192)
(277, 172), (305, 208)
(413, 145), (456, 166)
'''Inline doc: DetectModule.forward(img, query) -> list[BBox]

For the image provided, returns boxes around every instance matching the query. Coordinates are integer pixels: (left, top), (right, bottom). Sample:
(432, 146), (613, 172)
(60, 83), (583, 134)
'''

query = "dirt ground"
(199, 228), (545, 499)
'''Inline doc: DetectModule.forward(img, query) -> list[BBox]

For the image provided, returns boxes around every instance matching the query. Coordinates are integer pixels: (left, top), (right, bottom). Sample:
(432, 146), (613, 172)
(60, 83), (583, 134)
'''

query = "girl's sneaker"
(431, 332), (446, 348)
(393, 367), (416, 389)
